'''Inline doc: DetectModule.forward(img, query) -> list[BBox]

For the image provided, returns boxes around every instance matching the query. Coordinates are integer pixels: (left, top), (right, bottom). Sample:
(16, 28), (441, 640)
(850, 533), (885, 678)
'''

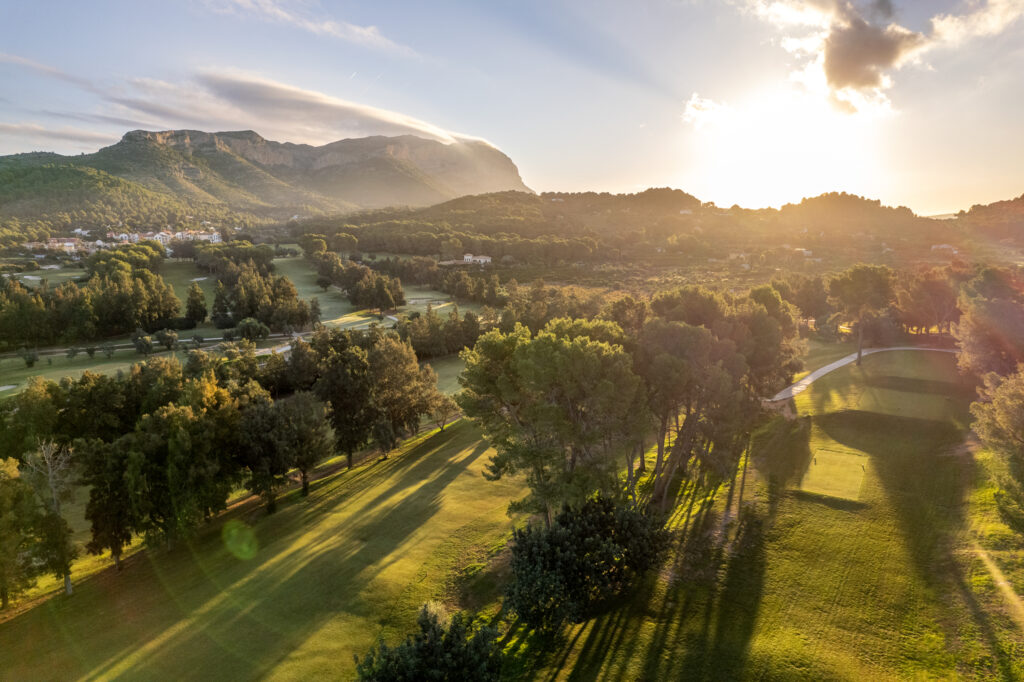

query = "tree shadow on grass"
(749, 416), (813, 515)
(511, 502), (769, 682)
(860, 374), (966, 396)
(0, 424), (489, 681)
(817, 409), (1017, 679)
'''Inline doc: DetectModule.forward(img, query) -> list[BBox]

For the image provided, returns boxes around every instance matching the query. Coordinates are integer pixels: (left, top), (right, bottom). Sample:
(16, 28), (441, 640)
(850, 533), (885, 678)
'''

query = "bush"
(237, 317), (270, 341)
(505, 495), (669, 630)
(355, 605), (502, 681)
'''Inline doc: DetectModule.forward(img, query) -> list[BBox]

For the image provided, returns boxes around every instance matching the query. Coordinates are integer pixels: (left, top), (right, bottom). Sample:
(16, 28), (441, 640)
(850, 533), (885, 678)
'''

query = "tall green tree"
(459, 321), (641, 526)
(315, 345), (376, 469)
(78, 438), (136, 570)
(828, 264), (895, 365)
(185, 281), (208, 324)
(240, 396), (291, 513)
(972, 370), (1024, 534)
(367, 335), (437, 449)
(20, 441), (77, 596)
(0, 458), (39, 609)
(274, 392), (335, 496)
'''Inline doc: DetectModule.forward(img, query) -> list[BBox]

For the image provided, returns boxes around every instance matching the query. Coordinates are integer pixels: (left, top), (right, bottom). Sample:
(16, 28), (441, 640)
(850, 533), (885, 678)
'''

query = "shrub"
(505, 495), (669, 630)
(355, 605), (502, 681)
(237, 317), (270, 341)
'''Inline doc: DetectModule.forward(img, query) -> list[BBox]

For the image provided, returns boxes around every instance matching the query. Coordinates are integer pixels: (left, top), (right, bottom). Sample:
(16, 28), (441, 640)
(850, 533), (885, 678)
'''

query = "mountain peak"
(24, 128), (530, 215)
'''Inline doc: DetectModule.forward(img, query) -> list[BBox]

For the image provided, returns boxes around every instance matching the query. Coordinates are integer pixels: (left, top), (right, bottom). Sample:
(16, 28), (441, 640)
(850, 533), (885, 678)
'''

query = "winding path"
(770, 346), (959, 402)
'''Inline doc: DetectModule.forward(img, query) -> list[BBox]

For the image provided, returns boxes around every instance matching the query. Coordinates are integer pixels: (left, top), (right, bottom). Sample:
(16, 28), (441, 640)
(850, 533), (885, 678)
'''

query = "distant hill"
(0, 129), (532, 225)
(957, 193), (1024, 239)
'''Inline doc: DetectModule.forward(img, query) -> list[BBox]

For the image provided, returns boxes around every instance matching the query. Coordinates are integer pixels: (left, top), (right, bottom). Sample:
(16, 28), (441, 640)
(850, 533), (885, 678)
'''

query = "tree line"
(0, 328), (449, 609)
(303, 243), (405, 317)
(0, 242), (182, 350)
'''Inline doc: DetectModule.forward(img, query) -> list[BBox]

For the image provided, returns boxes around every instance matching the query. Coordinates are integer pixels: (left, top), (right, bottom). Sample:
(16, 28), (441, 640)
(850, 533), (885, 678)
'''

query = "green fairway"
(0, 420), (524, 680)
(506, 349), (1024, 680)
(0, 348), (191, 397)
(271, 256), (356, 324)
(427, 355), (466, 395)
(799, 446), (867, 500)
(5, 348), (1022, 680)
(792, 338), (857, 380)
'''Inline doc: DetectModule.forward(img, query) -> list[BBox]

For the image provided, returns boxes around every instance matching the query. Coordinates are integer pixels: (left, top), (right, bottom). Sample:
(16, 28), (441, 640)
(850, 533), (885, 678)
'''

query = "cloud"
(682, 93), (732, 129)
(0, 122), (119, 145)
(202, 0), (416, 56)
(822, 10), (923, 91)
(932, 0), (1024, 45)
(0, 53), (479, 151)
(0, 52), (102, 94)
(742, 0), (1024, 111)
(195, 70), (460, 142)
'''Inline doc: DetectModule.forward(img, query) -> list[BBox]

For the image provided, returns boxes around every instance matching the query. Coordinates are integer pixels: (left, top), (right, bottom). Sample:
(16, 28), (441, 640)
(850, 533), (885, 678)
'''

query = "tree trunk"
(856, 321), (864, 366)
(1, 586), (8, 610)
(543, 503), (553, 530)
(301, 470), (310, 496)
(64, 573), (73, 596)
(637, 438), (646, 474)
(654, 420), (667, 475)
(347, 450), (354, 470)
(266, 494), (277, 515)
(114, 550), (122, 572)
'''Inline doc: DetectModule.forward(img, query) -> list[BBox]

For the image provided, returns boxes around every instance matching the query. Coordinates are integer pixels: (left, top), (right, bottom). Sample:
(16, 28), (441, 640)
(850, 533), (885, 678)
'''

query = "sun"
(678, 87), (888, 209)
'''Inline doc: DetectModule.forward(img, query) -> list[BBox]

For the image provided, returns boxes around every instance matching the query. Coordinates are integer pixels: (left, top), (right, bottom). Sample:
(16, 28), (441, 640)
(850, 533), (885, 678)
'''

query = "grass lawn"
(271, 256), (356, 325)
(0, 420), (525, 680)
(0, 348), (194, 397)
(500, 350), (1023, 680)
(792, 338), (857, 381)
(6, 265), (87, 289)
(427, 355), (466, 395)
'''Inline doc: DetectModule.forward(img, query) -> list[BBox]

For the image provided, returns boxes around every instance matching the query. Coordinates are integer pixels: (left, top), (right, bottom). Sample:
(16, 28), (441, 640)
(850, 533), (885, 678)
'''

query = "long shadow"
(116, 439), (491, 679)
(749, 416), (813, 515)
(860, 374), (964, 395)
(817, 409), (1015, 678)
(0, 425), (489, 680)
(674, 509), (767, 681)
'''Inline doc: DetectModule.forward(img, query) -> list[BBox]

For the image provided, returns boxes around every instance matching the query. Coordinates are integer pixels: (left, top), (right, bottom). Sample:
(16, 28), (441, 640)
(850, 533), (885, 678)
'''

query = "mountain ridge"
(0, 129), (532, 220)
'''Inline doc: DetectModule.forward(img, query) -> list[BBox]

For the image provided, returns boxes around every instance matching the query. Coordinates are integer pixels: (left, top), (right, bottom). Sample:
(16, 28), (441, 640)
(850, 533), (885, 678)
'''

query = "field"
(0, 348), (191, 397)
(4, 343), (1023, 679)
(427, 355), (466, 395)
(0, 257), (466, 395)
(792, 338), (856, 380)
(496, 350), (1024, 680)
(0, 420), (525, 680)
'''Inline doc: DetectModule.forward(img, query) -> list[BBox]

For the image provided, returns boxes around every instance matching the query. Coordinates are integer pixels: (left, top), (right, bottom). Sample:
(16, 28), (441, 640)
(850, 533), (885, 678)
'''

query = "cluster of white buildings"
(22, 230), (223, 258)
(105, 230), (222, 246)
(462, 253), (492, 265)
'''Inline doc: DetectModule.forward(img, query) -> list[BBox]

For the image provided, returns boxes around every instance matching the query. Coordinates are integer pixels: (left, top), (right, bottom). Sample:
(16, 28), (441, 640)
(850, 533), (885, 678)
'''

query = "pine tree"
(185, 282), (208, 324)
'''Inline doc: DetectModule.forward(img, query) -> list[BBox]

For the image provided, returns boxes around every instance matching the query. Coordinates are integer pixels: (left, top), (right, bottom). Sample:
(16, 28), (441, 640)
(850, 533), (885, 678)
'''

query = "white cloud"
(0, 122), (119, 145)
(931, 0), (1024, 45)
(202, 0), (416, 56)
(739, 0), (1024, 111)
(682, 93), (732, 129)
(0, 53), (484, 152)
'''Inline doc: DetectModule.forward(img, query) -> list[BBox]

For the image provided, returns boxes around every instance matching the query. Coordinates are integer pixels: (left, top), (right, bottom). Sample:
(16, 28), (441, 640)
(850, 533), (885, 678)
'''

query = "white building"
(463, 253), (492, 265)
(46, 238), (81, 254)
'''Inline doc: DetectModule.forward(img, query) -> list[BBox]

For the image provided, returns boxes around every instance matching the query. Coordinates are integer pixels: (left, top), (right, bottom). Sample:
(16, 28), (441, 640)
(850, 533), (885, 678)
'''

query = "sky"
(0, 0), (1022, 215)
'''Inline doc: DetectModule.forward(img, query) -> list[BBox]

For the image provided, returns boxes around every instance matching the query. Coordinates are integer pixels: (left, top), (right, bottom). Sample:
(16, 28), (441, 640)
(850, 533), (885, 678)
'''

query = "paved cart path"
(770, 346), (958, 402)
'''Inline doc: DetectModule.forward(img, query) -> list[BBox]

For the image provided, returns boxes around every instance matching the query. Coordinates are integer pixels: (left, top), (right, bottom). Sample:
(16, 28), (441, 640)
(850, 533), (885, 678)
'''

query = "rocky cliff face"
(109, 129), (530, 209)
